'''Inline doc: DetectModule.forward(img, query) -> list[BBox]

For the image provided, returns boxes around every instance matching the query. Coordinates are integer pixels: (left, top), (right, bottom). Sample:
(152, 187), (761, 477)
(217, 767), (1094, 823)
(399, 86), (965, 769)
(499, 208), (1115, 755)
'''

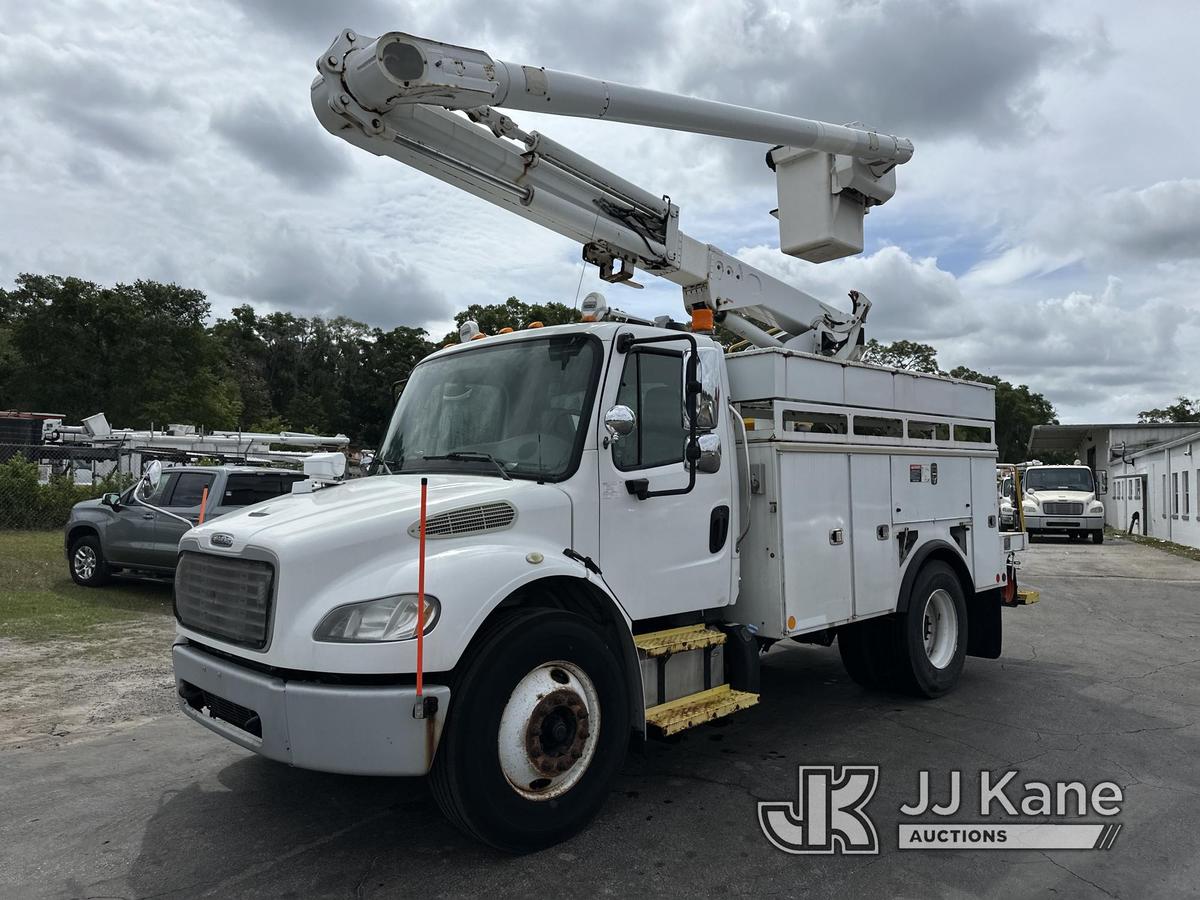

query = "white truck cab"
(1021, 464), (1105, 543)
(171, 320), (1033, 850)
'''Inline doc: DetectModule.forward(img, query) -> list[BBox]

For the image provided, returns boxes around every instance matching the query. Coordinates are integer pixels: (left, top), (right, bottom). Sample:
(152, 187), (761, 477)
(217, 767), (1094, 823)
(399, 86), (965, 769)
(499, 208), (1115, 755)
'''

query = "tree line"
(1, 273), (1152, 460)
(0, 275), (578, 447)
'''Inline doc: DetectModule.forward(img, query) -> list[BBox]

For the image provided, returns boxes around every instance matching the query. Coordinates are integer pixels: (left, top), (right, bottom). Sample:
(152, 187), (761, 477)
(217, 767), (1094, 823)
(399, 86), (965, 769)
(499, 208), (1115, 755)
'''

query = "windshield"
(1025, 467), (1095, 492)
(375, 334), (600, 481)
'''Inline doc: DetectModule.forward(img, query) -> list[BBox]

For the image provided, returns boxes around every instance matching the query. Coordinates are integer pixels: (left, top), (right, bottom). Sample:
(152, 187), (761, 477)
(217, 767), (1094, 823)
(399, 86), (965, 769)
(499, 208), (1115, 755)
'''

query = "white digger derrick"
(310, 29), (914, 358)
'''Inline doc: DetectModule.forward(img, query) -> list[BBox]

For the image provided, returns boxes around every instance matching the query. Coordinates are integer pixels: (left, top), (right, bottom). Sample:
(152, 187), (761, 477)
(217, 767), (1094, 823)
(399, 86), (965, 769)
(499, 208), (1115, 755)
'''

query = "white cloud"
(0, 0), (1196, 424)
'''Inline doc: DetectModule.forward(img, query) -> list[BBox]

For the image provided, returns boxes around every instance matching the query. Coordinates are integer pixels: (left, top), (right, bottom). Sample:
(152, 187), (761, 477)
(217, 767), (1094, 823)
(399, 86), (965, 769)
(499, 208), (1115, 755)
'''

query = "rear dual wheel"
(839, 561), (967, 698)
(430, 608), (629, 852)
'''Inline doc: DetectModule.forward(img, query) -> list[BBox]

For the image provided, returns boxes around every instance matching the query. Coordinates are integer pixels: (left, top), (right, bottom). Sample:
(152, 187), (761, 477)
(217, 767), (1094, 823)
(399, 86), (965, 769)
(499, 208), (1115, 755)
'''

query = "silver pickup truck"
(64, 465), (307, 586)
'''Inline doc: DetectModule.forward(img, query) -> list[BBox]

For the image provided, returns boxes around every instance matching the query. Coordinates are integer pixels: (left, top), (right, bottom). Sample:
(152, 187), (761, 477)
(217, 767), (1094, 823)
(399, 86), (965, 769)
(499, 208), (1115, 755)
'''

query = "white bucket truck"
(166, 29), (1033, 850)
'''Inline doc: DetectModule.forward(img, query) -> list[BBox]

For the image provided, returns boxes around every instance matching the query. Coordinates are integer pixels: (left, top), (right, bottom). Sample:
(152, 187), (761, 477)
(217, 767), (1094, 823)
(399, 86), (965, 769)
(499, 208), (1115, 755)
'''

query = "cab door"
(596, 333), (734, 620)
(105, 479), (175, 567)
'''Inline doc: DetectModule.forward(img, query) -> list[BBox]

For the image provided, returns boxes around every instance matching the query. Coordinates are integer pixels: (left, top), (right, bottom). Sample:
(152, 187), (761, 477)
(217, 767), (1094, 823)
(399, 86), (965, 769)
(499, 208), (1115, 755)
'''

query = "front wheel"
(430, 608), (630, 852)
(68, 535), (111, 587)
(1092, 530), (1104, 544)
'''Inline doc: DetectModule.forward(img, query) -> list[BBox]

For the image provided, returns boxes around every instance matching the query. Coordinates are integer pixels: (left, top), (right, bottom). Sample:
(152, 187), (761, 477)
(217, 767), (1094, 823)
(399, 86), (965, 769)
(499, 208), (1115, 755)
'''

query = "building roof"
(1128, 429), (1200, 460)
(1028, 422), (1200, 454)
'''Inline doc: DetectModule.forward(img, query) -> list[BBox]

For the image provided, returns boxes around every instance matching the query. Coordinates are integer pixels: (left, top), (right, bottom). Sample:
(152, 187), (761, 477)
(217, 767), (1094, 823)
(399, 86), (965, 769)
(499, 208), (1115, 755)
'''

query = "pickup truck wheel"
(895, 561), (967, 698)
(430, 608), (629, 852)
(68, 535), (110, 587)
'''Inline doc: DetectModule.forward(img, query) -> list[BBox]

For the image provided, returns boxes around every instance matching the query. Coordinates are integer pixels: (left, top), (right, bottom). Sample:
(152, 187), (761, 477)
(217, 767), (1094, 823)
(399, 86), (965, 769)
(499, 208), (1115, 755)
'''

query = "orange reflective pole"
(416, 477), (428, 696)
(198, 486), (209, 524)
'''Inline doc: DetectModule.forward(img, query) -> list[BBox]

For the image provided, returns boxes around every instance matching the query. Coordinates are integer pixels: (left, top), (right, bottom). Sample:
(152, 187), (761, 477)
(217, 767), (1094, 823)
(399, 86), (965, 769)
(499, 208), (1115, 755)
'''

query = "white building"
(1028, 422), (1200, 548)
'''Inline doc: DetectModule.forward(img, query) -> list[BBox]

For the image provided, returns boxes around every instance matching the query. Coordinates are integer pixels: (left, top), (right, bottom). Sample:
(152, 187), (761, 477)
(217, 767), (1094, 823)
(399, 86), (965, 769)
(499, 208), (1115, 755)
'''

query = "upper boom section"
(344, 33), (913, 167)
(314, 28), (914, 359)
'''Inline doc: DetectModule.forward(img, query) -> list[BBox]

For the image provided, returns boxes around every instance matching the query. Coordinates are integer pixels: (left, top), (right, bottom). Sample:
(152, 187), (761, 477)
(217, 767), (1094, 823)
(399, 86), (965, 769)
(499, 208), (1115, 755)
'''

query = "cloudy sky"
(1, 0), (1197, 422)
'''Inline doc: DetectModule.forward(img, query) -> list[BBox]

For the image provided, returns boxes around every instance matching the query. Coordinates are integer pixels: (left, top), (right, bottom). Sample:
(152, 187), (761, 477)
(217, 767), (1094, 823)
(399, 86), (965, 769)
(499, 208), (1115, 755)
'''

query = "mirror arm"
(129, 494), (196, 527)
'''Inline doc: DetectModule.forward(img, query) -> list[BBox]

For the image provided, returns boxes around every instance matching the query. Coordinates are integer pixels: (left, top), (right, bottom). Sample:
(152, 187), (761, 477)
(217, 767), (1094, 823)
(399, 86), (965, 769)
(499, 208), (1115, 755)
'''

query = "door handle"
(709, 505), (730, 553)
(829, 528), (844, 545)
(142, 513), (155, 520)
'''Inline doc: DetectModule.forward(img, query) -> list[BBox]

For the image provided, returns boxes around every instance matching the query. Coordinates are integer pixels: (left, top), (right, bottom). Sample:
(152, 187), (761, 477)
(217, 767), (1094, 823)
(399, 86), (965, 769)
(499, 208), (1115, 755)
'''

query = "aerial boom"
(313, 29), (914, 357)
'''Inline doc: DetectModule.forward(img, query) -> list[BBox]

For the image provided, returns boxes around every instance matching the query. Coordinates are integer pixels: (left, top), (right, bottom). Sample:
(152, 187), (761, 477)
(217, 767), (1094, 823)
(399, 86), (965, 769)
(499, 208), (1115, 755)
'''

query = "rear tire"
(894, 561), (967, 698)
(1092, 530), (1104, 544)
(68, 535), (110, 587)
(429, 608), (630, 852)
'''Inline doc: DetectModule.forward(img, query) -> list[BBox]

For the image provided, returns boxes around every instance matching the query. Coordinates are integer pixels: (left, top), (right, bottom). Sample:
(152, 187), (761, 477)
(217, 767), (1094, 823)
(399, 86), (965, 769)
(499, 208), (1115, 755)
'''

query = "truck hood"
(186, 473), (572, 552)
(1025, 490), (1097, 504)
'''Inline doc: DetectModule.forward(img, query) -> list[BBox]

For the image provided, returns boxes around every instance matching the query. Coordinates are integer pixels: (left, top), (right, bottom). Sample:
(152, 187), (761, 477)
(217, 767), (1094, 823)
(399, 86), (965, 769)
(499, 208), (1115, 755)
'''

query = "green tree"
(1, 275), (240, 427)
(1138, 397), (1199, 423)
(442, 296), (580, 344)
(860, 338), (940, 373)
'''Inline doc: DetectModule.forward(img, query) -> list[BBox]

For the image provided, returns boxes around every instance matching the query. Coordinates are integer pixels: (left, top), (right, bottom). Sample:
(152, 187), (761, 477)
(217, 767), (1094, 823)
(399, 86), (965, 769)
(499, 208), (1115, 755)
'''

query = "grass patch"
(1105, 526), (1200, 562)
(0, 530), (173, 642)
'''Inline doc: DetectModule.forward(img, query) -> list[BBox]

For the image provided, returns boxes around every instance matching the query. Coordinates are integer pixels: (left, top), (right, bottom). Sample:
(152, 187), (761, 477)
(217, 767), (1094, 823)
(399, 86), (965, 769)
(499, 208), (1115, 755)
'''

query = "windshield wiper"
(422, 451), (513, 481)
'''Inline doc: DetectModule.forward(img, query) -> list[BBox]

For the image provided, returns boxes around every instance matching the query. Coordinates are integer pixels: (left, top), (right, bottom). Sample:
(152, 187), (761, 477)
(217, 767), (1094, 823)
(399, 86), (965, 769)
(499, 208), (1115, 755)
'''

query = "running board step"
(645, 684), (759, 737)
(634, 624), (725, 658)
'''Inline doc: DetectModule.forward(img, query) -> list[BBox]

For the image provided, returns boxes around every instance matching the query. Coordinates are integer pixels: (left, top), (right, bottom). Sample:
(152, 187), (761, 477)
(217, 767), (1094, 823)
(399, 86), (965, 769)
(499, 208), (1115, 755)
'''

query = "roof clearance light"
(470, 333), (487, 340)
(579, 291), (608, 323)
(527, 321), (544, 328)
(691, 307), (715, 333)
(458, 320), (480, 343)
(497, 326), (514, 334)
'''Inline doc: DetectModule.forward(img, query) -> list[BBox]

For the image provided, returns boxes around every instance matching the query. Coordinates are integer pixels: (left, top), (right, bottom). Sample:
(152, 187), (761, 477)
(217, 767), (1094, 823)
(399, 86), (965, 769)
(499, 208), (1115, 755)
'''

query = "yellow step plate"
(634, 624), (726, 658)
(1017, 589), (1040, 605)
(645, 684), (759, 736)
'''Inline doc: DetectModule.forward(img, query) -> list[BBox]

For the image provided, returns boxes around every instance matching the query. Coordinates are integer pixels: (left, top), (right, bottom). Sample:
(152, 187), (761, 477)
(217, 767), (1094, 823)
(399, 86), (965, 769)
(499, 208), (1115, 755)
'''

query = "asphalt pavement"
(2, 536), (1198, 899)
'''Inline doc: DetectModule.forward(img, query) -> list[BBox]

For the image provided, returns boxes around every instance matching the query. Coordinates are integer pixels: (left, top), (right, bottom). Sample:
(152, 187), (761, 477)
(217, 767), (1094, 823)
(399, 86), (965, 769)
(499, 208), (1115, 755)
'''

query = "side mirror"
(135, 459), (164, 501)
(695, 432), (721, 474)
(604, 405), (636, 443)
(101, 492), (121, 510)
(692, 347), (722, 432)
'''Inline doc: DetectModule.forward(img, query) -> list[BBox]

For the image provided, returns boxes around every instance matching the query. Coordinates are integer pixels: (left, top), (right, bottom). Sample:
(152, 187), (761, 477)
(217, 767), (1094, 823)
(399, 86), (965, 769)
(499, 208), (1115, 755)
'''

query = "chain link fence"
(0, 444), (150, 530)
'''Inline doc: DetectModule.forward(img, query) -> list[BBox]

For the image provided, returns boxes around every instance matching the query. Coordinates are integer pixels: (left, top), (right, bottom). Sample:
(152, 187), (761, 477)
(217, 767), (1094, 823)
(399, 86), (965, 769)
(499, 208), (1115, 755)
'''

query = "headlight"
(1022, 501), (1038, 512)
(314, 594), (441, 643)
(1090, 503), (1104, 514)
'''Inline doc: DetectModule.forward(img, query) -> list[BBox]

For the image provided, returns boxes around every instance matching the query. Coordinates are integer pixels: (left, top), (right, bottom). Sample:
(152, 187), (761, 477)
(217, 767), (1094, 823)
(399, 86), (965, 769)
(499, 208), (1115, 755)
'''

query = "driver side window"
(613, 350), (686, 471)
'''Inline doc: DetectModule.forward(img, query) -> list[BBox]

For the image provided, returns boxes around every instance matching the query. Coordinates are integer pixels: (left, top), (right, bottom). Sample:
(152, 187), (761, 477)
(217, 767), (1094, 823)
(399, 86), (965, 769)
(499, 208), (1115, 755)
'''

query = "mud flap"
(966, 587), (1003, 659)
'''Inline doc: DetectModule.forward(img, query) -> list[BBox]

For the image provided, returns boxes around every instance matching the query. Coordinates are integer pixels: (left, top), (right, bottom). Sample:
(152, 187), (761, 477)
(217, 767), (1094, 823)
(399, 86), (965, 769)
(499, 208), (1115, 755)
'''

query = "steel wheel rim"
(497, 660), (600, 800)
(73, 545), (97, 580)
(922, 588), (958, 669)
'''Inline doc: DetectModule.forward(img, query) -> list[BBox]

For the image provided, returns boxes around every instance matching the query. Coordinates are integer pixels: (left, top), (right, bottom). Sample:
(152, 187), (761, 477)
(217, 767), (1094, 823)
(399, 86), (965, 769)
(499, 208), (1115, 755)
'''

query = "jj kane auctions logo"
(759, 766), (1124, 853)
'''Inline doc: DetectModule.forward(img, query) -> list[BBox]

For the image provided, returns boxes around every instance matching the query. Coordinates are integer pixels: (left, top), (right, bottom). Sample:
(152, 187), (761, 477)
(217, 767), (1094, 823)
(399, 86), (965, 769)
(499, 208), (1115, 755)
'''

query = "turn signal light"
(691, 307), (715, 332)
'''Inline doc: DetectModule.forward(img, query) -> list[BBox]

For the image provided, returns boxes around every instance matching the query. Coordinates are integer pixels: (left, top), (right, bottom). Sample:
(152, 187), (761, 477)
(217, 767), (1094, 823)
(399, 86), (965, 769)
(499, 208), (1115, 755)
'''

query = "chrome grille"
(1042, 502), (1084, 516)
(175, 552), (274, 649)
(409, 501), (517, 538)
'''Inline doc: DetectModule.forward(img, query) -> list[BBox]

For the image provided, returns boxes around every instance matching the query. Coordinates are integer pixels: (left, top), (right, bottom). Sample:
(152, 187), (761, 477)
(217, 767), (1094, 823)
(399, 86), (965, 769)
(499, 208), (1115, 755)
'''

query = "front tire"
(1091, 530), (1104, 544)
(68, 535), (110, 587)
(430, 608), (630, 852)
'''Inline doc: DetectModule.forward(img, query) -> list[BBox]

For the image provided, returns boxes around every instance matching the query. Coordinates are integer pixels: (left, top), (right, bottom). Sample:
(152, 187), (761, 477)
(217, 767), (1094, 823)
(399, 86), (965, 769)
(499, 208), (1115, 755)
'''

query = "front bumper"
(173, 642), (449, 776)
(1024, 514), (1104, 534)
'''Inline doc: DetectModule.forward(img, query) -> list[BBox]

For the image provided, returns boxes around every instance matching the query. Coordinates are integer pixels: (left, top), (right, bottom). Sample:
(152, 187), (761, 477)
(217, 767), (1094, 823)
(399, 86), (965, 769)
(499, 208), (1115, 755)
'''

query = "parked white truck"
(1021, 463), (1105, 543)
(165, 29), (1033, 851)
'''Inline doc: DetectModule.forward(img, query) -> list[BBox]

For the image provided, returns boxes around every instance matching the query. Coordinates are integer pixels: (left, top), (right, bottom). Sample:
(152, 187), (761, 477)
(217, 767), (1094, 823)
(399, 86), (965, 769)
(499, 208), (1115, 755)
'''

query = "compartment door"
(780, 452), (852, 633)
(850, 454), (898, 618)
